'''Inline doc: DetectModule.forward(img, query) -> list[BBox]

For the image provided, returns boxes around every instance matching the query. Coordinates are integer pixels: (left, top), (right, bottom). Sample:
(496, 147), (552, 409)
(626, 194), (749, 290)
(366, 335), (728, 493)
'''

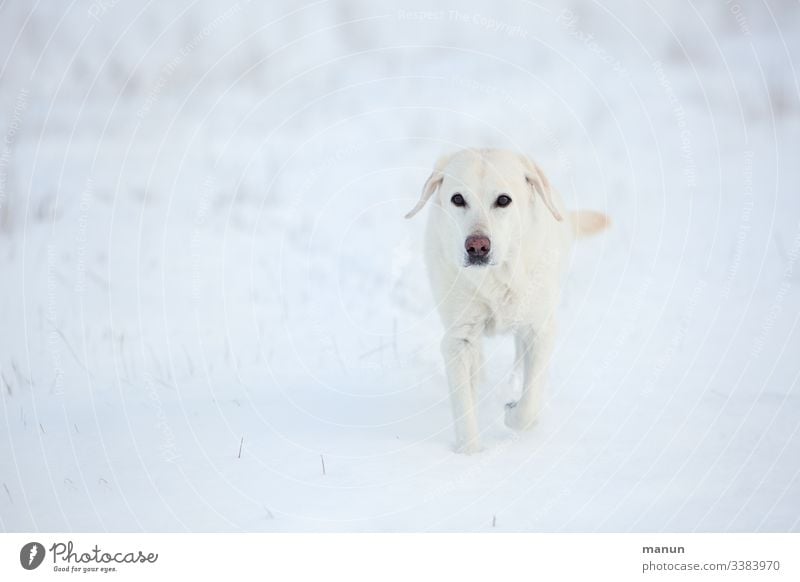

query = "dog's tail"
(568, 210), (610, 238)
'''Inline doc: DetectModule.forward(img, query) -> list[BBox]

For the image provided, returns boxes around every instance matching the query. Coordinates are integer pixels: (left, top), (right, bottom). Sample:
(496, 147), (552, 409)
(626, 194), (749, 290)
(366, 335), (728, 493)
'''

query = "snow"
(1, 0), (799, 532)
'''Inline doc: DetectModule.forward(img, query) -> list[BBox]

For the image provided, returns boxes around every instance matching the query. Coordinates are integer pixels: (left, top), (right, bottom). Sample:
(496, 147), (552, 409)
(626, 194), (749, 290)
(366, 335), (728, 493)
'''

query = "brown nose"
(465, 235), (491, 257)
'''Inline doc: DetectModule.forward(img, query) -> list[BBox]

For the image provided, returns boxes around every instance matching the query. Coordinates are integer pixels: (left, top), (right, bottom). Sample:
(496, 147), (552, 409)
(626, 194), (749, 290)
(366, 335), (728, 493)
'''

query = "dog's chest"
(478, 276), (535, 335)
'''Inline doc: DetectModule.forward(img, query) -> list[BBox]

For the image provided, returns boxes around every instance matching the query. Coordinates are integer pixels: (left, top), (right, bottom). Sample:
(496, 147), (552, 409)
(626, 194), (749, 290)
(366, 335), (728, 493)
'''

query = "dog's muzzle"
(464, 234), (491, 266)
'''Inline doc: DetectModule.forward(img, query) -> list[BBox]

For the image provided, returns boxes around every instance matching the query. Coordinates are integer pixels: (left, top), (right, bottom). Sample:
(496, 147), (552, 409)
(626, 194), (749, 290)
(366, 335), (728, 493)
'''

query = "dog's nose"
(465, 235), (491, 257)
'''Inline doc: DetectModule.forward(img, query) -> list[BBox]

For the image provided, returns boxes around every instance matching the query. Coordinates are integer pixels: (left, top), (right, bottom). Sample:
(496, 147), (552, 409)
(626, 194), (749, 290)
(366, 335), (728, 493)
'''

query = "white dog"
(406, 148), (608, 453)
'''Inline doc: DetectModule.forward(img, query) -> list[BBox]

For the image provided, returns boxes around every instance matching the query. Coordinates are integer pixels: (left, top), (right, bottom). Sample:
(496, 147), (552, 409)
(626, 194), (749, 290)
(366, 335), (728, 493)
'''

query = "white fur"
(406, 148), (603, 453)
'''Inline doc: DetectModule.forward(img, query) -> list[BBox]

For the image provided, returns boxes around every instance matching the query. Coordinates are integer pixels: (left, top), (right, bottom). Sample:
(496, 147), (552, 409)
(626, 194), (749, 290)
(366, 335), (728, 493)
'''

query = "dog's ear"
(405, 154), (452, 219)
(521, 156), (564, 222)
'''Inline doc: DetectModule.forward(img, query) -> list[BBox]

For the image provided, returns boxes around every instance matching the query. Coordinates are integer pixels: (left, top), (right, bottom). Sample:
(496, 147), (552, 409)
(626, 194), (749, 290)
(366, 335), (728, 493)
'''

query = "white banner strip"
(1, 533), (798, 581)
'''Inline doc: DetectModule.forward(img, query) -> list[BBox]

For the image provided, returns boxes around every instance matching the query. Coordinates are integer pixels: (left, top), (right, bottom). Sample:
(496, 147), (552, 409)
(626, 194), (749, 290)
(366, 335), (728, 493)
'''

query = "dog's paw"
(454, 439), (483, 455)
(504, 401), (538, 431)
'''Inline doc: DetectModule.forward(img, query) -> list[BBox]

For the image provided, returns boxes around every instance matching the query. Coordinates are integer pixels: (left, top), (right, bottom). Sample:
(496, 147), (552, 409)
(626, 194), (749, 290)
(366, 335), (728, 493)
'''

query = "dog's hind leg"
(441, 332), (482, 454)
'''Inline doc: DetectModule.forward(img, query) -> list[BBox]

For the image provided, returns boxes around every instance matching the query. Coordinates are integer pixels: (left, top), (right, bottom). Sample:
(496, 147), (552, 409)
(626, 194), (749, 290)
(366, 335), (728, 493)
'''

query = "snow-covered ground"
(1, 0), (799, 532)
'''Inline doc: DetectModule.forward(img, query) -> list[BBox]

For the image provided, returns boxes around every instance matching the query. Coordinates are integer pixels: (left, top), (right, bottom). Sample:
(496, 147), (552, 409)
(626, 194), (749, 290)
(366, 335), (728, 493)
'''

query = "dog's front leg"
(441, 333), (482, 454)
(505, 324), (555, 431)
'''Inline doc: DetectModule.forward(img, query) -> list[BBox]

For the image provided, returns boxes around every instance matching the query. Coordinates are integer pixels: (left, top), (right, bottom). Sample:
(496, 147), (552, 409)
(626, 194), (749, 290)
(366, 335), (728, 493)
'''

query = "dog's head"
(405, 149), (563, 268)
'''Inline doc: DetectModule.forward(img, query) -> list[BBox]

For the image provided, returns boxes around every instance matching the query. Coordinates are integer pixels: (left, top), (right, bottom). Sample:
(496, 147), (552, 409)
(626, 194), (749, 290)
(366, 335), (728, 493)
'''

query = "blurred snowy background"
(1, 0), (799, 532)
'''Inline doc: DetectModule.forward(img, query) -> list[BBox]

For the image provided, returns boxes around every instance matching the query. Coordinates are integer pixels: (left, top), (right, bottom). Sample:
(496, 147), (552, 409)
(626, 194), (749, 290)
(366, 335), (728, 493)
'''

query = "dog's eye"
(495, 194), (512, 208)
(451, 193), (466, 207)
